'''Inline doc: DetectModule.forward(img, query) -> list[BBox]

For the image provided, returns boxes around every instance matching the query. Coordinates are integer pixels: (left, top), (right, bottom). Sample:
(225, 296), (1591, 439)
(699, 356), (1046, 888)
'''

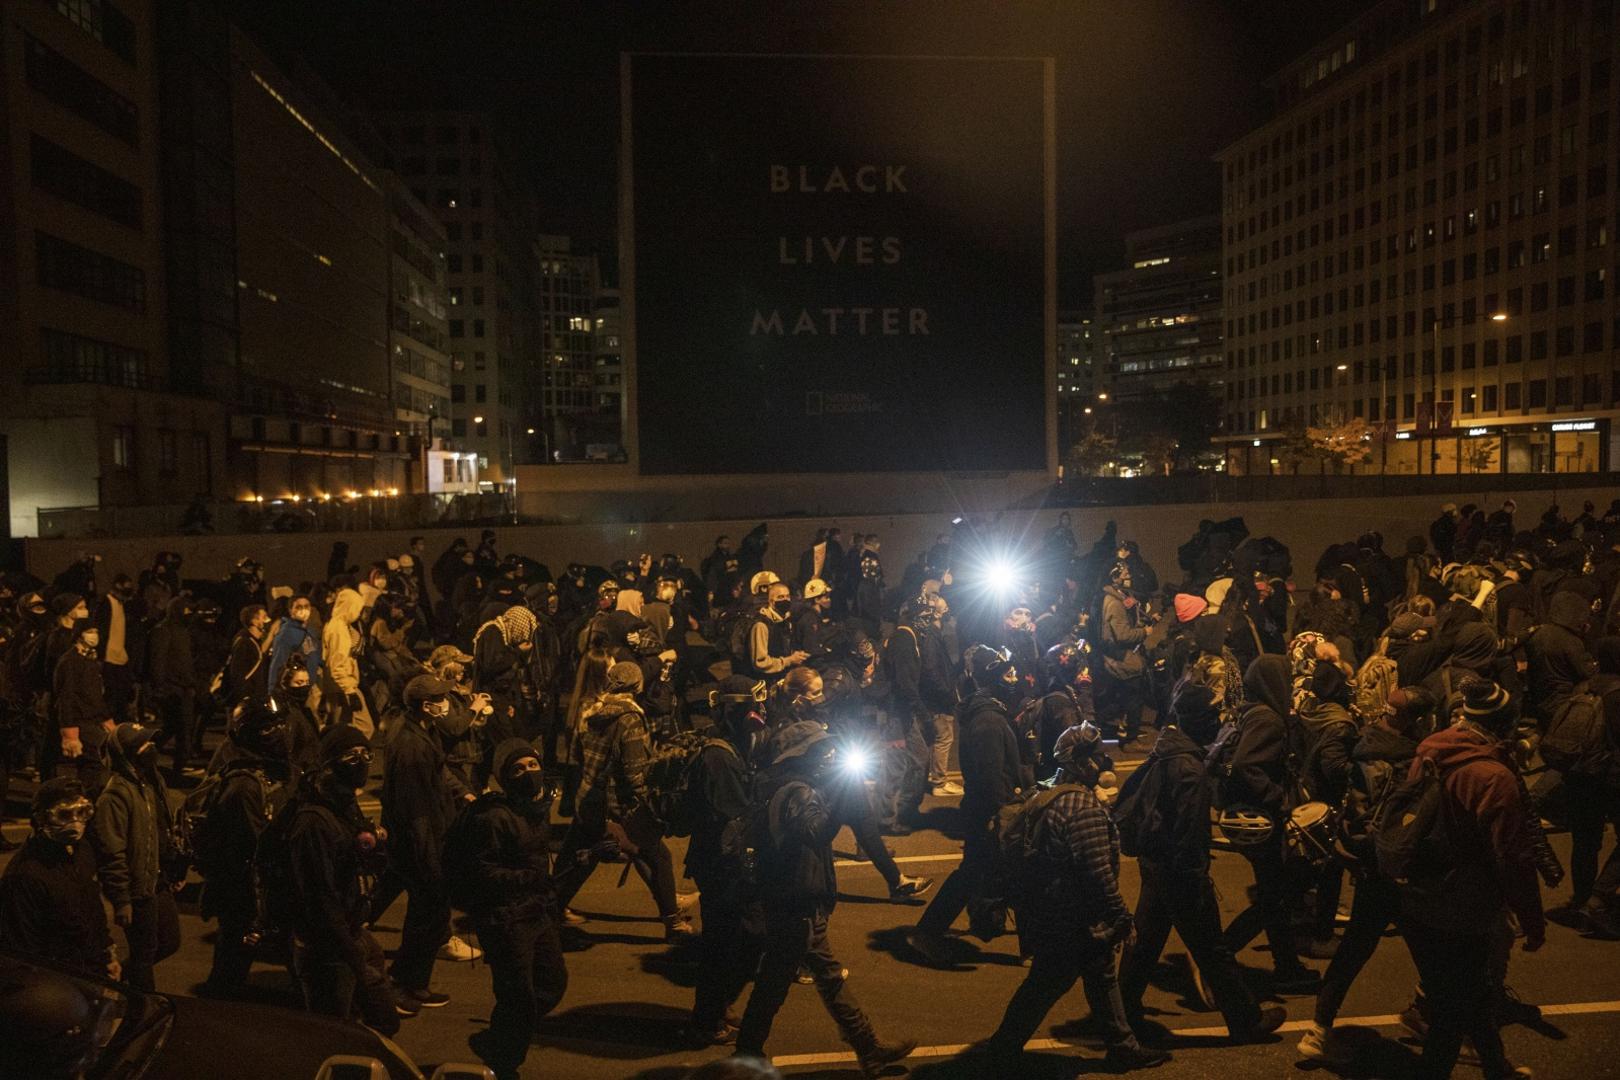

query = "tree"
(1461, 437), (1498, 474)
(1306, 418), (1375, 471)
(1065, 429), (1118, 477)
(1139, 433), (1178, 477)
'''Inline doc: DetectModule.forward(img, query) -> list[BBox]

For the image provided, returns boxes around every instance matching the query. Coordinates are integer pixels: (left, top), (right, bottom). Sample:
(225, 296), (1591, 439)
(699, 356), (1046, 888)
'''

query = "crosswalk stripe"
(767, 999), (1620, 1068)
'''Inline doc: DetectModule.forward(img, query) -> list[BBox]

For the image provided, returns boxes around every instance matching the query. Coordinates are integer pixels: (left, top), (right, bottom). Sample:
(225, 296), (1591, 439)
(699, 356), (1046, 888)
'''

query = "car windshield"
(0, 952), (173, 1079)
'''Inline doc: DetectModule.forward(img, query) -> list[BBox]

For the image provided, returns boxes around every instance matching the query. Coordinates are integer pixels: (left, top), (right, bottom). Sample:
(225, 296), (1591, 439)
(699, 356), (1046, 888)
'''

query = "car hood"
(143, 995), (422, 1080)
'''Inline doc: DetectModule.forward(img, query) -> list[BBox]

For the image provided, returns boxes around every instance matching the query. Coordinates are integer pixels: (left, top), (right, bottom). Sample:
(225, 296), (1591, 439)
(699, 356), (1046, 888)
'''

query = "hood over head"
(1243, 654), (1292, 718)
(1448, 623), (1498, 670)
(329, 588), (364, 626)
(1548, 590), (1592, 633)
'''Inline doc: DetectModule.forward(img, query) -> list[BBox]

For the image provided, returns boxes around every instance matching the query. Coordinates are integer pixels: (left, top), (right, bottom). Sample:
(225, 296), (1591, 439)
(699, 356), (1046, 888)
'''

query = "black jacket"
(755, 768), (839, 914)
(1136, 726), (1215, 879)
(53, 649), (109, 740)
(147, 612), (198, 695)
(958, 691), (1027, 821)
(381, 717), (469, 882)
(1226, 655), (1293, 816)
(287, 779), (371, 970)
(227, 629), (268, 704)
(685, 739), (752, 886)
(0, 836), (113, 978)
(460, 795), (556, 923)
(1525, 593), (1597, 720)
(199, 750), (295, 919)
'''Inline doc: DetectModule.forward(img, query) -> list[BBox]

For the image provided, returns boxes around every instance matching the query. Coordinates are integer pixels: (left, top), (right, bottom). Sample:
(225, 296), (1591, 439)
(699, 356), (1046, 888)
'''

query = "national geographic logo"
(807, 391), (882, 416)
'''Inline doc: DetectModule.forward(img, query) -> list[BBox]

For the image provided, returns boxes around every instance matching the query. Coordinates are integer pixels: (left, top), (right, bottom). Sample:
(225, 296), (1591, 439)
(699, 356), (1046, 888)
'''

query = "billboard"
(623, 53), (1053, 476)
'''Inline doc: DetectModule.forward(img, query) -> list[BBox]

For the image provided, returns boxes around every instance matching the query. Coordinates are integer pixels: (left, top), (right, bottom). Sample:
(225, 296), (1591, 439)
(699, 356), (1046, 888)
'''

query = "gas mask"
(38, 798), (93, 845)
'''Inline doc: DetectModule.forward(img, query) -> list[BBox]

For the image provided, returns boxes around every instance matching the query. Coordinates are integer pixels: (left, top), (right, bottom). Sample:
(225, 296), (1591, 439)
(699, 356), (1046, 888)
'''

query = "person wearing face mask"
(683, 676), (769, 1046)
(286, 726), (400, 1033)
(196, 701), (298, 997)
(793, 578), (836, 659)
(268, 595), (323, 713)
(91, 723), (180, 991)
(746, 583), (809, 683)
(473, 604), (537, 752)
(147, 598), (200, 785)
(227, 604), (272, 707)
(0, 779), (119, 982)
(908, 645), (1031, 967)
(270, 658), (321, 772)
(767, 666), (826, 731)
(377, 675), (473, 1014)
(642, 574), (679, 644)
(53, 619), (112, 797)
(971, 723), (1168, 1073)
(320, 588), (372, 739)
(1097, 563), (1151, 747)
(456, 739), (573, 1080)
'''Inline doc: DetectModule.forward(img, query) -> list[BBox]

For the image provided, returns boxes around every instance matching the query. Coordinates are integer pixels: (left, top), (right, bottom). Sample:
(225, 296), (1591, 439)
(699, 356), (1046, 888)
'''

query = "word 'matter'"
(752, 163), (928, 338)
(769, 164), (908, 193)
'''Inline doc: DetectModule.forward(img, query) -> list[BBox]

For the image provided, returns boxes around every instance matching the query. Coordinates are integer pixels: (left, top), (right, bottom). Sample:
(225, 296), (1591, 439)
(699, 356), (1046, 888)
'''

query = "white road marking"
(768, 1000), (1620, 1068)
(834, 853), (964, 867)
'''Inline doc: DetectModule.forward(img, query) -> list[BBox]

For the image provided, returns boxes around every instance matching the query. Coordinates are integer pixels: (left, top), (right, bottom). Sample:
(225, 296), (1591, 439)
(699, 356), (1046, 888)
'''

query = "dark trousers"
(737, 909), (873, 1058)
(1566, 779), (1620, 905)
(1315, 873), (1401, 1027)
(1223, 829), (1304, 971)
(154, 690), (197, 773)
(122, 890), (182, 992)
(1400, 921), (1510, 1079)
(1096, 672), (1145, 739)
(293, 928), (399, 1037)
(470, 911), (568, 1074)
(917, 821), (996, 937)
(206, 907), (257, 991)
(102, 662), (135, 722)
(389, 871), (451, 992)
(991, 938), (1138, 1052)
(1122, 869), (1261, 1034)
(554, 805), (679, 919)
(691, 890), (764, 1031)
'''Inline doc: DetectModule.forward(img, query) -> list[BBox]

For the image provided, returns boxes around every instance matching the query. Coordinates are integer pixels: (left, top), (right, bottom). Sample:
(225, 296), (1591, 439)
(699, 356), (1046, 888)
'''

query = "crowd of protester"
(0, 497), (1618, 1078)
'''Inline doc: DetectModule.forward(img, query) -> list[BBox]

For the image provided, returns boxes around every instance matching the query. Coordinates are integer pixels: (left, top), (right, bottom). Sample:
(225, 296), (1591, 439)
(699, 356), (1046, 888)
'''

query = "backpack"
(1336, 757), (1401, 869)
(174, 763), (271, 878)
(1111, 757), (1165, 858)
(1373, 757), (1458, 885)
(250, 794), (308, 937)
(1353, 654), (1400, 726)
(1540, 685), (1610, 778)
(741, 779), (811, 892)
(645, 732), (737, 837)
(1203, 720), (1244, 810)
(723, 611), (755, 664)
(992, 782), (1083, 907)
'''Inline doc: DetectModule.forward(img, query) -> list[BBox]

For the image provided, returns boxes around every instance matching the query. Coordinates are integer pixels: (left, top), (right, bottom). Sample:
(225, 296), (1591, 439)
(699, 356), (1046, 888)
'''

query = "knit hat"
(493, 738), (541, 784)
(1173, 593), (1208, 623)
(606, 661), (644, 695)
(1311, 661), (1350, 705)
(1459, 676), (1518, 737)
(51, 593), (85, 618)
(318, 724), (371, 763)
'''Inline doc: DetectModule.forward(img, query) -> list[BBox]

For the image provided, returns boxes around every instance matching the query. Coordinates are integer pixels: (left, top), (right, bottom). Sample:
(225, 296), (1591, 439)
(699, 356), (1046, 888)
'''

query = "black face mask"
(991, 681), (1025, 711)
(772, 600), (792, 617)
(243, 727), (290, 761)
(505, 770), (547, 807)
(331, 758), (370, 788)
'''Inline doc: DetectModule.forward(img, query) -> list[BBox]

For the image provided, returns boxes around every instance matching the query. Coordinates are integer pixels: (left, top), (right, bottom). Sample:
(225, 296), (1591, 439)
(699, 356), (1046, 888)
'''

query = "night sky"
(231, 0), (1375, 305)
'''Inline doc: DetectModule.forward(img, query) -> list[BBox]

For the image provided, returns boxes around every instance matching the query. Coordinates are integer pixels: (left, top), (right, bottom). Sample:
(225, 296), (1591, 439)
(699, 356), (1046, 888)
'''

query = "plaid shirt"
(576, 693), (652, 818)
(1027, 783), (1130, 942)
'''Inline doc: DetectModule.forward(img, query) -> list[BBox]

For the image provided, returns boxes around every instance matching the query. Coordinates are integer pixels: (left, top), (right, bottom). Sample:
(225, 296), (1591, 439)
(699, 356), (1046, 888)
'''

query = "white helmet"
(749, 571), (780, 596)
(1217, 806), (1275, 847)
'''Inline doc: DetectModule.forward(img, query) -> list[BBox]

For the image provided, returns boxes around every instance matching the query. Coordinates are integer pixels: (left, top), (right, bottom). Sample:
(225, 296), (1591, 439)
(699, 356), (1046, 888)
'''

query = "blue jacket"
(267, 617), (322, 689)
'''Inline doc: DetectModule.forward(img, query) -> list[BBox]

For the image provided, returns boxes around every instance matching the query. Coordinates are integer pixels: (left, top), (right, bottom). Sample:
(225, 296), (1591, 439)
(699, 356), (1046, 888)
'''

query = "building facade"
(533, 234), (601, 462)
(375, 111), (539, 483)
(591, 287), (626, 459)
(1055, 310), (1102, 451)
(383, 174), (452, 492)
(1219, 0), (1620, 477)
(1093, 215), (1225, 404)
(0, 0), (224, 537)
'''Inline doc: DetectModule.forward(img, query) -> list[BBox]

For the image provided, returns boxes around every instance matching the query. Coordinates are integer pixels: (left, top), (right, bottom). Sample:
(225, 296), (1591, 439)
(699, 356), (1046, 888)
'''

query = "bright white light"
(986, 559), (1020, 597)
(840, 746), (871, 777)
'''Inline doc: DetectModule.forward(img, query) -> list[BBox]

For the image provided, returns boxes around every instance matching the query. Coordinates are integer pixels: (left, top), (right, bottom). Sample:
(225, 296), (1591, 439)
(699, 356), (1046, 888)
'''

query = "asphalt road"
(6, 763), (1620, 1080)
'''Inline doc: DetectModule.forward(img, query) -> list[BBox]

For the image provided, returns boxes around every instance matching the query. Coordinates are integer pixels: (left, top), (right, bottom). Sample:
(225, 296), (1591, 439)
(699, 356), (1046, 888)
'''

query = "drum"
(1287, 801), (1335, 864)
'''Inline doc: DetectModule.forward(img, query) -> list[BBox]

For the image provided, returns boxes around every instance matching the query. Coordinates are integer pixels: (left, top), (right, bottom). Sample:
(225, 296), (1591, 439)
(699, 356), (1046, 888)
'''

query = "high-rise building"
(591, 287), (626, 458)
(0, 0), (225, 537)
(1093, 215), (1225, 404)
(1055, 310), (1102, 450)
(374, 111), (539, 482)
(533, 234), (601, 461)
(1219, 0), (1618, 476)
(383, 174), (453, 491)
(228, 31), (410, 501)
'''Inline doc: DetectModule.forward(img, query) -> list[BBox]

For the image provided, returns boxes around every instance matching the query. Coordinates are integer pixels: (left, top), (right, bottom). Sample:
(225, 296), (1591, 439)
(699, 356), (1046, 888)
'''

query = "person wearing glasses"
(0, 778), (120, 982)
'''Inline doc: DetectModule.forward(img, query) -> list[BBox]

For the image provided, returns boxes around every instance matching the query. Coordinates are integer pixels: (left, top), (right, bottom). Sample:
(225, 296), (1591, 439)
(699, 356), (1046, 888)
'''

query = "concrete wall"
(24, 483), (1619, 593)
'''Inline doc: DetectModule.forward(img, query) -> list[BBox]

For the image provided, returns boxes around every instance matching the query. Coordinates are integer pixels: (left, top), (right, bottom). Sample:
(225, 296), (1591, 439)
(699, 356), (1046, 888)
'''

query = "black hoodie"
(1137, 726), (1215, 879)
(1525, 592), (1597, 718)
(1226, 655), (1294, 816)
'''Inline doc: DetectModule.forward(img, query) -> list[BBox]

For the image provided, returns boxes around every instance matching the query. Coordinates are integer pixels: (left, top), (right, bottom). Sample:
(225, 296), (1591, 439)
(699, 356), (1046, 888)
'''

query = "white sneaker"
(437, 934), (482, 962)
(1296, 1023), (1350, 1066)
(931, 780), (964, 796)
